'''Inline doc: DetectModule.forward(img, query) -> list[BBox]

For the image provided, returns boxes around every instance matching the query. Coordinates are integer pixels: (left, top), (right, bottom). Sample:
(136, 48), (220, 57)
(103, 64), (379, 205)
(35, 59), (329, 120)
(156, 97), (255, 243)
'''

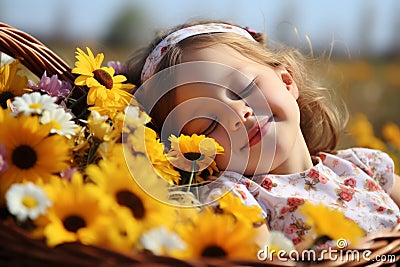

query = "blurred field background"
(1, 0), (400, 170)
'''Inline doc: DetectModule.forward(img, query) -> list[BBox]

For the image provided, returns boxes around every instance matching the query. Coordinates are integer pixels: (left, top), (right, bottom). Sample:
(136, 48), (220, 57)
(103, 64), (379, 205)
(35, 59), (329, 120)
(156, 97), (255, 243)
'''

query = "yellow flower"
(71, 47), (134, 107)
(86, 110), (119, 142)
(299, 202), (365, 245)
(177, 208), (259, 259)
(382, 122), (400, 151)
(348, 113), (386, 150)
(348, 113), (374, 139)
(0, 60), (28, 109)
(217, 191), (265, 225)
(168, 134), (224, 177)
(145, 127), (180, 185)
(39, 174), (118, 247)
(0, 113), (70, 198)
(86, 144), (175, 230)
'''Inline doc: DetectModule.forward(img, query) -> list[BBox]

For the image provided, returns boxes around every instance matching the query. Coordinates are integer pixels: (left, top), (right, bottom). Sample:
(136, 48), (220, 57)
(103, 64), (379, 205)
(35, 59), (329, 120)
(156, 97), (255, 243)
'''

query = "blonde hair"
(125, 20), (348, 155)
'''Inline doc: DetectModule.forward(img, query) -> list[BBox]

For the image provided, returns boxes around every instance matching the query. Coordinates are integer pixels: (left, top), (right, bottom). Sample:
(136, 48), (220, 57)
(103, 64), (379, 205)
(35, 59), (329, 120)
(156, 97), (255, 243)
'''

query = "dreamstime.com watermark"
(257, 239), (397, 264)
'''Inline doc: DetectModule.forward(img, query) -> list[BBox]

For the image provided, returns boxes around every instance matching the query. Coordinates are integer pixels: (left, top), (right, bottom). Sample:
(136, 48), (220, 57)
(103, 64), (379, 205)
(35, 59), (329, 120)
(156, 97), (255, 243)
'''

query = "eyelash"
(238, 78), (256, 98)
(202, 117), (219, 135)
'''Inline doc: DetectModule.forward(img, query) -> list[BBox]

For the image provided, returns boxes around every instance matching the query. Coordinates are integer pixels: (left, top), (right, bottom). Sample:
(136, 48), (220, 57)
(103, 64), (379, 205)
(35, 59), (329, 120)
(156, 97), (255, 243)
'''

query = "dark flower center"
(93, 69), (113, 89)
(0, 91), (14, 109)
(12, 145), (37, 169)
(63, 215), (86, 232)
(201, 245), (227, 258)
(184, 152), (204, 161)
(116, 190), (145, 219)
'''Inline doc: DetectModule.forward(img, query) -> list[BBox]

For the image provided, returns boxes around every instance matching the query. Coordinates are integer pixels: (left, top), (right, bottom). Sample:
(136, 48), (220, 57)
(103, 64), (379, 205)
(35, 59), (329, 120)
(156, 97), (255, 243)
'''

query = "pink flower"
(376, 206), (386, 213)
(292, 237), (302, 245)
(308, 169), (327, 184)
(28, 71), (72, 99)
(318, 175), (328, 184)
(317, 153), (326, 162)
(243, 181), (251, 189)
(287, 197), (304, 207)
(0, 143), (8, 174)
(233, 185), (247, 200)
(280, 206), (290, 214)
(344, 177), (357, 188)
(340, 191), (353, 202)
(366, 180), (381, 192)
(107, 61), (127, 75)
(285, 224), (298, 235)
(338, 186), (354, 202)
(308, 169), (320, 179)
(60, 167), (78, 182)
(261, 177), (274, 192)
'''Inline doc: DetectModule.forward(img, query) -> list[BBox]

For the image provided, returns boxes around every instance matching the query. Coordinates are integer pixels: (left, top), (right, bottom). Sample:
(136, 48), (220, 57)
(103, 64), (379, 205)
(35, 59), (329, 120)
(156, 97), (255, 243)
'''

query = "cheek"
(209, 129), (231, 171)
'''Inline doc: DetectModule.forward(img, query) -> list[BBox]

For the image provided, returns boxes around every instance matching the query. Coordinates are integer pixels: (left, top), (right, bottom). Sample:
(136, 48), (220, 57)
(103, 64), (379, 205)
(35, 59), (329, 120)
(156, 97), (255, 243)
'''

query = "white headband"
(140, 23), (256, 83)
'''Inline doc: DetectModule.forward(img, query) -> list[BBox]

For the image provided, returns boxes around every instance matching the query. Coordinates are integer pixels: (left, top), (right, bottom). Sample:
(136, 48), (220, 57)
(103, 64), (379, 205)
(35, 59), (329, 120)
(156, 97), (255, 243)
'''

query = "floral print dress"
(199, 148), (400, 246)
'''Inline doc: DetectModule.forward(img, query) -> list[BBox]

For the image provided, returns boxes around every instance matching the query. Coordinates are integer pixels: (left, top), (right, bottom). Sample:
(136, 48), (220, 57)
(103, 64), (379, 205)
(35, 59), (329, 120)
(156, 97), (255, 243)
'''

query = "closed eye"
(238, 79), (256, 98)
(202, 118), (219, 135)
(226, 79), (256, 100)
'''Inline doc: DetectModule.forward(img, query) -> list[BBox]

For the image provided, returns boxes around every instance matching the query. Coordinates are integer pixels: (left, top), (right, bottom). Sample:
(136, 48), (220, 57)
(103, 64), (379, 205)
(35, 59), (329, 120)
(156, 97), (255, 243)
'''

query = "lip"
(242, 117), (273, 149)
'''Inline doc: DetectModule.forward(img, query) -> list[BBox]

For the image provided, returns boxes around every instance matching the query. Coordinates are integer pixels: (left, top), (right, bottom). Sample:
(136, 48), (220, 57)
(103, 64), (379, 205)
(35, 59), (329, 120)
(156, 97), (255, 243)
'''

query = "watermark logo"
(257, 238), (397, 264)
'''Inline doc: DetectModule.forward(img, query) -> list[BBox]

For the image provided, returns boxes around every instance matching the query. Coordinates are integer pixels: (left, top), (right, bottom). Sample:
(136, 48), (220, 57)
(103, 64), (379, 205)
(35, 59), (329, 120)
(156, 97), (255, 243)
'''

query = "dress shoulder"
(334, 147), (395, 193)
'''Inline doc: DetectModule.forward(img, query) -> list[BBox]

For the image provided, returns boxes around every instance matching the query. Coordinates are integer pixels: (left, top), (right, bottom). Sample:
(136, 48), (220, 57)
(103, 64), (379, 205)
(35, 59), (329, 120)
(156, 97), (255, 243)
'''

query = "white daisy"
(87, 110), (113, 140)
(12, 92), (58, 115)
(40, 108), (78, 139)
(124, 105), (150, 125)
(0, 52), (15, 66)
(5, 182), (52, 221)
(140, 226), (186, 255)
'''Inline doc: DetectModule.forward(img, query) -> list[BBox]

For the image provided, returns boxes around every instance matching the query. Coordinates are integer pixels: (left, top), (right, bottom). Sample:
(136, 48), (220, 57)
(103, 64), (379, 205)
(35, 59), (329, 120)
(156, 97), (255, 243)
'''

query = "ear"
(280, 69), (299, 100)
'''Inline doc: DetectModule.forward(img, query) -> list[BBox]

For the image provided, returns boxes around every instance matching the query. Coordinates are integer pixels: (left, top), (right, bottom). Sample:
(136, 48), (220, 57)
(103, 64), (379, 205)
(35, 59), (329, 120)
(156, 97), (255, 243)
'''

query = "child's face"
(169, 44), (302, 175)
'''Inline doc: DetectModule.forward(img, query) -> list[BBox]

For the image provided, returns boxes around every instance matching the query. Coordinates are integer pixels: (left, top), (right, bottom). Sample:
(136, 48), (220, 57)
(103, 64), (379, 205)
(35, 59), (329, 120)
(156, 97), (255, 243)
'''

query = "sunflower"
(71, 47), (134, 107)
(177, 208), (259, 259)
(167, 134), (224, 184)
(86, 144), (176, 230)
(0, 60), (28, 109)
(144, 127), (180, 185)
(39, 174), (134, 248)
(0, 113), (70, 197)
(299, 202), (365, 245)
(217, 191), (265, 225)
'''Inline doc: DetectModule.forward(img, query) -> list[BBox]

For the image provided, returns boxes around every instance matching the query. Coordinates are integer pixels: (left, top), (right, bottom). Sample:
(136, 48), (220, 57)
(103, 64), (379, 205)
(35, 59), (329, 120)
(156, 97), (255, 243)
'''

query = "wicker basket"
(0, 22), (399, 267)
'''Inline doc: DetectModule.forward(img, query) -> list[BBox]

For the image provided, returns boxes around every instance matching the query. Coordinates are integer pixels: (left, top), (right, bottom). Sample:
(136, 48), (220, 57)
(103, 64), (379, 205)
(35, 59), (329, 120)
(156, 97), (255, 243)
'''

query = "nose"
(230, 100), (253, 131)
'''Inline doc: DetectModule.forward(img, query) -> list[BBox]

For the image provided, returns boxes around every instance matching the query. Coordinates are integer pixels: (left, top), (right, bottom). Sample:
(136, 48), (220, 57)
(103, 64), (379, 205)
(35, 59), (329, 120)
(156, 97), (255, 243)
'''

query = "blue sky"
(1, 0), (399, 55)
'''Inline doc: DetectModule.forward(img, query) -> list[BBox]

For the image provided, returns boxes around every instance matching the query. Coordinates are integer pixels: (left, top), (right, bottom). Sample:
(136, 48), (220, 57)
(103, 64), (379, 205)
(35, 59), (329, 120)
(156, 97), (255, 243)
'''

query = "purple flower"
(60, 167), (78, 182)
(28, 71), (72, 99)
(107, 61), (127, 75)
(0, 143), (8, 174)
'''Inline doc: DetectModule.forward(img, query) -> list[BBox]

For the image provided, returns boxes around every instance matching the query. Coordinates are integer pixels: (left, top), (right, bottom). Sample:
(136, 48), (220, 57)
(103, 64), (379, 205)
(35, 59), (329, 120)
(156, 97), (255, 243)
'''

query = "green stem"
(86, 139), (100, 165)
(68, 93), (88, 110)
(186, 161), (200, 199)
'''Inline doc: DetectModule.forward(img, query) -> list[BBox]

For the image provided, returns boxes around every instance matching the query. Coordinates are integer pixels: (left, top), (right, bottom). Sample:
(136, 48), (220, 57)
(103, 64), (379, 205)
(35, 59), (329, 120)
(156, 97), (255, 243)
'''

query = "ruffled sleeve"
(335, 148), (395, 193)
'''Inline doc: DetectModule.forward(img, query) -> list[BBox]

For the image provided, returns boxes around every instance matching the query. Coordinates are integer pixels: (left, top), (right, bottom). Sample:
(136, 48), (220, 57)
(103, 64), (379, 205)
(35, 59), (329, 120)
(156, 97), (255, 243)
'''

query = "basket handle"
(0, 22), (75, 84)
